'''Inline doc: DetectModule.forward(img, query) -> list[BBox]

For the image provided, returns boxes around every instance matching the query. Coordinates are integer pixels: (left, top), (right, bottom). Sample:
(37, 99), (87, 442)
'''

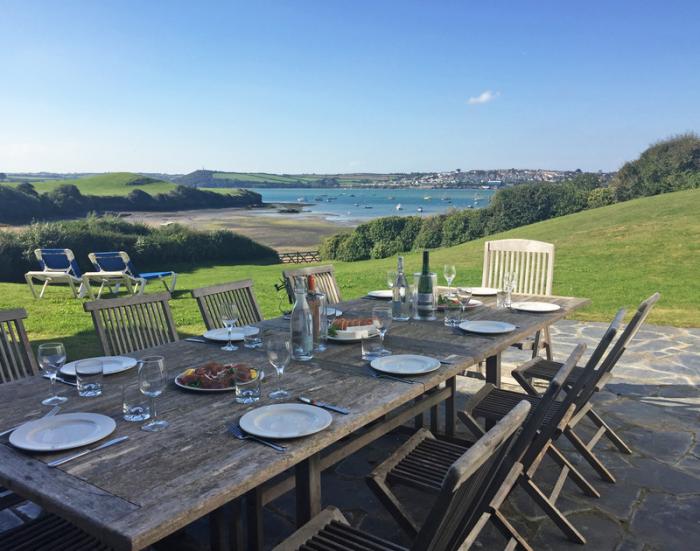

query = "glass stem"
(150, 396), (157, 421)
(50, 373), (57, 398)
(227, 326), (232, 348)
(277, 369), (282, 393)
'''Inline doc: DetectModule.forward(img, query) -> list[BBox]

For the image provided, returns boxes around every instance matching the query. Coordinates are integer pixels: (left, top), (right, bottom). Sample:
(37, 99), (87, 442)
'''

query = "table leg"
(210, 501), (243, 551)
(295, 453), (322, 527)
(246, 488), (264, 551)
(485, 353), (501, 387)
(414, 397), (424, 429)
(445, 376), (456, 438)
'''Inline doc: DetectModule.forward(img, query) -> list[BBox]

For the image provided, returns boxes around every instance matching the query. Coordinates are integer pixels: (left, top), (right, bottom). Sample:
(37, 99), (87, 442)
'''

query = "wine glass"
(444, 265), (457, 290)
(138, 356), (168, 432)
(220, 303), (240, 351)
(387, 270), (397, 289)
(37, 343), (68, 406)
(456, 288), (473, 321)
(372, 306), (393, 356)
(266, 335), (291, 399)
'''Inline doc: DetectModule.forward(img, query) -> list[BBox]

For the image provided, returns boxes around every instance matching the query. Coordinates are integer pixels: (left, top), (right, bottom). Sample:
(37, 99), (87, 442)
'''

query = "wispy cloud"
(467, 90), (500, 105)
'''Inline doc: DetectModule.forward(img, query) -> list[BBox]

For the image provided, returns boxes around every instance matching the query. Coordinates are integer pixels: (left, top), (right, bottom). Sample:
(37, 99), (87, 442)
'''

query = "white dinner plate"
(459, 321), (517, 335)
(61, 356), (137, 376)
(438, 298), (483, 310)
(510, 301), (561, 313)
(9, 413), (116, 452)
(370, 354), (441, 375)
(328, 326), (378, 343)
(240, 404), (333, 439)
(466, 287), (499, 296)
(203, 326), (260, 342)
(367, 290), (392, 299)
(325, 307), (343, 317)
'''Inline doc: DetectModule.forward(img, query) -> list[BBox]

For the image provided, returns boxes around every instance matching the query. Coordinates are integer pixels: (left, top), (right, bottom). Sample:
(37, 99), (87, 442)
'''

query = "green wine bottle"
(417, 250), (436, 320)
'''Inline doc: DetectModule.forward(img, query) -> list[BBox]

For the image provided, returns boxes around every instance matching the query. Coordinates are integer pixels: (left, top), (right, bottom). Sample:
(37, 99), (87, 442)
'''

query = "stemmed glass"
(372, 306), (393, 356)
(387, 270), (397, 290)
(37, 343), (68, 406)
(503, 272), (517, 309)
(266, 335), (291, 399)
(456, 288), (473, 321)
(444, 265), (457, 291)
(221, 303), (240, 351)
(138, 356), (168, 432)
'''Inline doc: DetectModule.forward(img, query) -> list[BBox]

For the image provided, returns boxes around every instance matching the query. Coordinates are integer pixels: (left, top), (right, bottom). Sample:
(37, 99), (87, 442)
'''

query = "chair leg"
(511, 368), (541, 397)
(39, 279), (50, 298)
(366, 475), (420, 538)
(545, 445), (600, 498)
(25, 275), (38, 299)
(520, 477), (586, 544)
(458, 410), (487, 439)
(491, 509), (534, 551)
(531, 330), (542, 360)
(585, 408), (633, 454)
(563, 427), (616, 483)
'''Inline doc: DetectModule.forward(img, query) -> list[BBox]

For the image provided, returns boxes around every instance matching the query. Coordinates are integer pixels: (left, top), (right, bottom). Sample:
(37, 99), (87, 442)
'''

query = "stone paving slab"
(1, 321), (699, 550)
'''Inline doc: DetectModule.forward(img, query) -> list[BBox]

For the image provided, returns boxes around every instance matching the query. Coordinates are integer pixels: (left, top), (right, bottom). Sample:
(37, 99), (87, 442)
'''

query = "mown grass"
(6, 172), (246, 197)
(1, 189), (697, 360)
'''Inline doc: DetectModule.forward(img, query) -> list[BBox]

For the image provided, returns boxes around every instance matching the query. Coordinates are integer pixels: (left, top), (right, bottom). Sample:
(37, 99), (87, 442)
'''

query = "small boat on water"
(364, 206), (373, 209)
(387, 196), (395, 200)
(417, 206), (424, 213)
(395, 203), (403, 211)
(354, 203), (360, 207)
(296, 197), (306, 202)
(423, 196), (432, 200)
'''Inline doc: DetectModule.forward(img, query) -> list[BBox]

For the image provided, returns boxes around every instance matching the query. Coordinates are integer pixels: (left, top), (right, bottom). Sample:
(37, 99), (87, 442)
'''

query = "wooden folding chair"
(0, 515), (111, 550)
(191, 279), (263, 330)
(482, 239), (555, 360)
(0, 308), (39, 511)
(273, 401), (531, 551)
(83, 292), (179, 355)
(368, 344), (590, 547)
(512, 292), (660, 460)
(281, 265), (342, 305)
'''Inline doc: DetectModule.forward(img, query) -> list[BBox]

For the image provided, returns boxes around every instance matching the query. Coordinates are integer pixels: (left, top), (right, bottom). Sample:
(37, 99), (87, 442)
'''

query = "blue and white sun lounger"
(82, 251), (177, 299)
(24, 248), (86, 298)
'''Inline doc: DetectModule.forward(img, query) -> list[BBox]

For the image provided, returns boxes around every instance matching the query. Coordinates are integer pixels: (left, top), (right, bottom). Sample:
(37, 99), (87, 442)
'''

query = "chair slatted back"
(282, 265), (342, 304)
(0, 309), (38, 383)
(482, 239), (554, 295)
(570, 293), (659, 416)
(412, 401), (531, 551)
(84, 292), (178, 356)
(509, 343), (587, 463)
(191, 280), (263, 330)
(88, 251), (136, 275)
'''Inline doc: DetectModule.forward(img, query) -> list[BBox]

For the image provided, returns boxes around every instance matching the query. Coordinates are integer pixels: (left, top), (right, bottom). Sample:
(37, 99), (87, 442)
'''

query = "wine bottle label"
(417, 292), (434, 313)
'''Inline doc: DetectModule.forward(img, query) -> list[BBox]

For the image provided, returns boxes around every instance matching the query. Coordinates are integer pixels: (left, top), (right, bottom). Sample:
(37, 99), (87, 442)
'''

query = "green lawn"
(6, 172), (246, 197)
(1, 189), (697, 360)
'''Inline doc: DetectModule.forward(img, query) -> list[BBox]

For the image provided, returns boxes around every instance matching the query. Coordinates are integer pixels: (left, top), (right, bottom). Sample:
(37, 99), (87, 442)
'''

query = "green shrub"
(441, 209), (488, 246)
(0, 215), (279, 283)
(319, 233), (350, 259)
(413, 215), (446, 249)
(587, 187), (616, 209)
(336, 230), (371, 261)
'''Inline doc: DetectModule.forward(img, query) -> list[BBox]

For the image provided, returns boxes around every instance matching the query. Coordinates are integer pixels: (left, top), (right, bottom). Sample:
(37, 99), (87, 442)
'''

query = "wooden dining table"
(0, 293), (588, 551)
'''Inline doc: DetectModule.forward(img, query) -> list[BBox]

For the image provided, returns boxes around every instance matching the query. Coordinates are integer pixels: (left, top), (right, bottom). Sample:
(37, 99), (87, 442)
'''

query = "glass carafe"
(290, 276), (314, 361)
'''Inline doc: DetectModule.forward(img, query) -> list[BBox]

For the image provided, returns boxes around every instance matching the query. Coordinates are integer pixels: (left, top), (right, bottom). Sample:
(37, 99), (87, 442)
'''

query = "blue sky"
(1, 0), (698, 173)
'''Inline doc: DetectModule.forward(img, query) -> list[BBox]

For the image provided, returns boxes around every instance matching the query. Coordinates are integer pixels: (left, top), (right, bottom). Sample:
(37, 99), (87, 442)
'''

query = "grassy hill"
(8, 172), (248, 197)
(177, 170), (405, 188)
(0, 189), (696, 358)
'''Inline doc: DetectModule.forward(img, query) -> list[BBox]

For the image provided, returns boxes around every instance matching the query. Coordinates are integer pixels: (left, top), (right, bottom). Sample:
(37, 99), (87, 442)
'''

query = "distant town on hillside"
(0, 168), (615, 190)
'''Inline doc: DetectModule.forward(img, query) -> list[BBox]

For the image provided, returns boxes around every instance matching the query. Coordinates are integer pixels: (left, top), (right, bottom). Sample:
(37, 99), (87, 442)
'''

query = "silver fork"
(229, 425), (286, 452)
(0, 405), (61, 437)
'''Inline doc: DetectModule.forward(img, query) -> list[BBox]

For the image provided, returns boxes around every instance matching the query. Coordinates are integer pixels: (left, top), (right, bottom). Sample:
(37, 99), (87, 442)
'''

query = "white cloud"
(467, 90), (500, 105)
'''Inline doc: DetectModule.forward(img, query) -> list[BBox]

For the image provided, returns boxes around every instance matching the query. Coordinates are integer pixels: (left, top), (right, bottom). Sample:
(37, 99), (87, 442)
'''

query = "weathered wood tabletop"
(0, 294), (588, 550)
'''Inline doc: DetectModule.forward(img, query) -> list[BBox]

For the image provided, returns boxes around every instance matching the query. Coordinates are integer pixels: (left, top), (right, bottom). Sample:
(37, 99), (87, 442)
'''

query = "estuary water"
(254, 187), (495, 222)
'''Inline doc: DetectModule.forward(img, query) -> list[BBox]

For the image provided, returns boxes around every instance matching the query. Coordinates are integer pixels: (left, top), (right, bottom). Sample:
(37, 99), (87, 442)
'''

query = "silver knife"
(41, 373), (77, 387)
(299, 396), (350, 415)
(47, 436), (129, 468)
(0, 405), (61, 437)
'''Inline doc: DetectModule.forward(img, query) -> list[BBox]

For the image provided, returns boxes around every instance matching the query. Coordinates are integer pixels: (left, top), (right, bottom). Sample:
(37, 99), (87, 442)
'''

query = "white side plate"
(61, 356), (137, 376)
(459, 321), (517, 335)
(367, 290), (392, 299)
(203, 326), (260, 342)
(466, 287), (499, 296)
(370, 354), (441, 375)
(240, 404), (332, 439)
(510, 301), (561, 313)
(325, 307), (343, 317)
(9, 413), (116, 452)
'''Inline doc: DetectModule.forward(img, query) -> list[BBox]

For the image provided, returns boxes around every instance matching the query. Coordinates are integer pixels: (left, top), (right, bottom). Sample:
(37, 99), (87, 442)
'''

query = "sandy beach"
(124, 206), (357, 252)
